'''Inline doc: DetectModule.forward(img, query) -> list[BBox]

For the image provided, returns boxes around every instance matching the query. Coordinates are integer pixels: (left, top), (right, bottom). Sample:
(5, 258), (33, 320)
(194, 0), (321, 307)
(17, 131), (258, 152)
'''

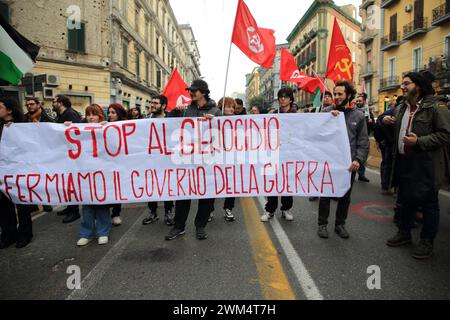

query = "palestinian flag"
(0, 15), (40, 85)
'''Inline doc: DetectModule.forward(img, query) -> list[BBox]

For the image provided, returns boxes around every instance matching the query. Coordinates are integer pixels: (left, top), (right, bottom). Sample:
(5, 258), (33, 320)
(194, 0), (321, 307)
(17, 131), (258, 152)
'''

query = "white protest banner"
(0, 114), (352, 205)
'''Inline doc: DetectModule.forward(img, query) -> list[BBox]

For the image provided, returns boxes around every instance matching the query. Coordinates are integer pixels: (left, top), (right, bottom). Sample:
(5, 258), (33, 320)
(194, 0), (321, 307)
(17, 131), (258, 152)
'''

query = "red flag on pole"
(280, 47), (308, 83)
(162, 68), (191, 112)
(231, 0), (276, 68)
(326, 18), (354, 82)
(279, 48), (327, 93)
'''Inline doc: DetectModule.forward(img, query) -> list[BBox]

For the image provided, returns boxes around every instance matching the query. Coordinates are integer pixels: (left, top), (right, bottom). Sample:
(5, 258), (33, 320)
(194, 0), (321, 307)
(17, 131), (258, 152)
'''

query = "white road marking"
(256, 197), (324, 300)
(66, 210), (147, 300)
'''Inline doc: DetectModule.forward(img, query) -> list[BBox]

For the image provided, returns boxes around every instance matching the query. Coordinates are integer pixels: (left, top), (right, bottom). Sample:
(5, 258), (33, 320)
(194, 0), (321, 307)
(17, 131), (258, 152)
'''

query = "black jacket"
(56, 107), (82, 123)
(25, 107), (55, 123)
(168, 99), (222, 118)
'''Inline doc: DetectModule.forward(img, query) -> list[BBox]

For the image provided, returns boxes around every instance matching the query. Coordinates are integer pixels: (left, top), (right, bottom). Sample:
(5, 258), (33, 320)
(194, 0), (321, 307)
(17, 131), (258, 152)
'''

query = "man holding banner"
(318, 81), (369, 239)
(143, 94), (175, 226)
(165, 79), (221, 241)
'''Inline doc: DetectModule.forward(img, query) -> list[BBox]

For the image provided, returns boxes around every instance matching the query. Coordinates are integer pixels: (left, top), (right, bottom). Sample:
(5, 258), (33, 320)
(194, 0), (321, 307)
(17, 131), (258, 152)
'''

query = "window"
(135, 6), (140, 33)
(445, 35), (450, 57)
(122, 40), (128, 68)
(156, 67), (161, 89)
(0, 2), (9, 23)
(145, 61), (149, 83)
(68, 22), (86, 53)
(388, 57), (396, 79)
(145, 19), (149, 44)
(156, 34), (160, 55)
(135, 52), (140, 78)
(122, 0), (128, 18)
(412, 47), (422, 71)
(365, 80), (372, 103)
(162, 42), (165, 62)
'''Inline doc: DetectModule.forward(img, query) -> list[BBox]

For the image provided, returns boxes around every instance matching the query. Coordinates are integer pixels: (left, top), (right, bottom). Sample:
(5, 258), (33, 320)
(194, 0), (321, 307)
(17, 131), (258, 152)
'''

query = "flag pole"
(221, 39), (233, 114)
(221, 0), (240, 115)
(312, 68), (327, 112)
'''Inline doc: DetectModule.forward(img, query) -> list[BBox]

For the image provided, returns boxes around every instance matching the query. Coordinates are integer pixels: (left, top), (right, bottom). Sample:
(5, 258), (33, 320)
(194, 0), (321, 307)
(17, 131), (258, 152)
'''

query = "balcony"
(360, 0), (375, 10)
(381, 32), (401, 51)
(403, 17), (429, 40)
(432, 1), (450, 26)
(359, 29), (377, 44)
(361, 64), (375, 78)
(381, 0), (400, 8)
(380, 76), (400, 91)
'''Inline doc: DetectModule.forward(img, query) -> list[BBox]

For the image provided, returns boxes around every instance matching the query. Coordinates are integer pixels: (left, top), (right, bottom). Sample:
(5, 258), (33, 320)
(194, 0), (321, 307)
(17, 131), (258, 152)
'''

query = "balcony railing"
(361, 64), (375, 78)
(403, 17), (429, 40)
(381, 32), (401, 51)
(380, 76), (400, 91)
(359, 29), (377, 44)
(381, 0), (400, 8)
(432, 1), (450, 26)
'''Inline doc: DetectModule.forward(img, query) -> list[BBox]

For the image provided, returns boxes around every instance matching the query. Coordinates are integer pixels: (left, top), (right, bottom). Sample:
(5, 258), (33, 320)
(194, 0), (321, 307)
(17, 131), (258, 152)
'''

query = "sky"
(170, 0), (361, 100)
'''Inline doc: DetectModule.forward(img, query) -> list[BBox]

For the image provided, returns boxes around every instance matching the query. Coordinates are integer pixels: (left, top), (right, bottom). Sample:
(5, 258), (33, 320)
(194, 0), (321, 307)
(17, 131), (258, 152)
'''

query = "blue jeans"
(399, 191), (440, 241)
(80, 205), (112, 238)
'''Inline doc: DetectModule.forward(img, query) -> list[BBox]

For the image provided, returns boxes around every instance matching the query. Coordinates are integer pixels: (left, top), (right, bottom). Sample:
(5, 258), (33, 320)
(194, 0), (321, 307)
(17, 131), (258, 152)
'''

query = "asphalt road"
(1, 168), (449, 300)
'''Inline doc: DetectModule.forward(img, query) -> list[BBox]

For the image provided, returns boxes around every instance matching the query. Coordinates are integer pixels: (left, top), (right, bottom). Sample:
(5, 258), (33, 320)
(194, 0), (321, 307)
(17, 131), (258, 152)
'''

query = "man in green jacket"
(384, 72), (450, 259)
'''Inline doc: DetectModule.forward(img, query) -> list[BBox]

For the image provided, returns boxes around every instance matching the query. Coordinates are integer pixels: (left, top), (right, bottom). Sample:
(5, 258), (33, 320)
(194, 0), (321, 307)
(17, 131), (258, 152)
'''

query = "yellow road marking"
(240, 197), (296, 300)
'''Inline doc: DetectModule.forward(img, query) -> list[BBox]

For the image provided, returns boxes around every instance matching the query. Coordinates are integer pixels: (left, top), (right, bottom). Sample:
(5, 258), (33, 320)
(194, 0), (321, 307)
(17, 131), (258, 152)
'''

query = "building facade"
(2, 0), (199, 114)
(179, 24), (201, 84)
(246, 67), (260, 103)
(359, 0), (382, 114)
(258, 44), (289, 109)
(379, 0), (450, 112)
(286, 0), (362, 107)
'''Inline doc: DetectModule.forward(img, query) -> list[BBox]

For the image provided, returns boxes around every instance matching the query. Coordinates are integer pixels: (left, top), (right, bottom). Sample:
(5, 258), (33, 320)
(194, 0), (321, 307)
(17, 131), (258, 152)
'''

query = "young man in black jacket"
(318, 81), (369, 239)
(165, 80), (221, 241)
(52, 95), (82, 224)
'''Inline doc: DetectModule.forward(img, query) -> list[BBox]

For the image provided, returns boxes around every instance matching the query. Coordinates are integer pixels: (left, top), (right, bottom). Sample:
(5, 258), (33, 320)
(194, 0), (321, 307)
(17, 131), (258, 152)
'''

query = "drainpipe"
(379, 4), (385, 113)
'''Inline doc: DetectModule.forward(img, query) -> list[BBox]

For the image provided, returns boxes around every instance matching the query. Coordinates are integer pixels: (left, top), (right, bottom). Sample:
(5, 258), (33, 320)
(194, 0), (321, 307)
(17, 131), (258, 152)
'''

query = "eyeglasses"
(401, 81), (413, 87)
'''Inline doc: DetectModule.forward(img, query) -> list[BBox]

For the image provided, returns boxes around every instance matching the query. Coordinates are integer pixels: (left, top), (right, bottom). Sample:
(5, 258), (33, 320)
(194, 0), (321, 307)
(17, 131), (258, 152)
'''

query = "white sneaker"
(282, 210), (294, 221)
(77, 238), (92, 246)
(98, 236), (109, 245)
(260, 211), (274, 222)
(112, 216), (122, 226)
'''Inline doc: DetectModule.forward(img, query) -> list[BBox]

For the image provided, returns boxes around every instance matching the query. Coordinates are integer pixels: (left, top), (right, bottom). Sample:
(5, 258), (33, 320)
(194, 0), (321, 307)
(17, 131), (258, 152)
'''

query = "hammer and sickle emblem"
(334, 58), (353, 80)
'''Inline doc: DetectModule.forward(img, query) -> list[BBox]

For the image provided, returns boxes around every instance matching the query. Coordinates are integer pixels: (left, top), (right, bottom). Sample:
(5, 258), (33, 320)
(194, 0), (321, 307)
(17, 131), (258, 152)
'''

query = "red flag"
(326, 18), (354, 82)
(231, 0), (276, 68)
(280, 48), (309, 83)
(162, 68), (191, 112)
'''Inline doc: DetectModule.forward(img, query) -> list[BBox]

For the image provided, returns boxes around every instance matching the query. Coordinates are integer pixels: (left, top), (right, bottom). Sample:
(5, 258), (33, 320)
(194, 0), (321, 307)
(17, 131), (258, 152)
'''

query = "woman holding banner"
(217, 97), (238, 222)
(260, 88), (295, 222)
(107, 103), (128, 226)
(0, 97), (35, 249)
(75, 104), (112, 246)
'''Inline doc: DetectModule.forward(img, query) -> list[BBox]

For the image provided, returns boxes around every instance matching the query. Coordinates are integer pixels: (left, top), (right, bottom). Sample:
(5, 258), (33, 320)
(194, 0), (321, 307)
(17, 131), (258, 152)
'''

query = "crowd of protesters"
(1, 71), (449, 260)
